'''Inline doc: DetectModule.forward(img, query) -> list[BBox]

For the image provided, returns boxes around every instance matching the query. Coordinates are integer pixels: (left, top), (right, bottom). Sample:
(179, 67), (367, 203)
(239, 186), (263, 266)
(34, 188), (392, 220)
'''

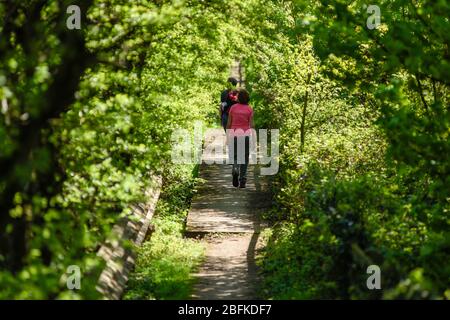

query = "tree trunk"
(300, 73), (312, 153)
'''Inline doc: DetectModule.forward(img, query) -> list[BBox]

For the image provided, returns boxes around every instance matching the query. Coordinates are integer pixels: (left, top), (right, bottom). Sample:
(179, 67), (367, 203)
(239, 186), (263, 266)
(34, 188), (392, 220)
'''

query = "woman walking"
(226, 89), (254, 188)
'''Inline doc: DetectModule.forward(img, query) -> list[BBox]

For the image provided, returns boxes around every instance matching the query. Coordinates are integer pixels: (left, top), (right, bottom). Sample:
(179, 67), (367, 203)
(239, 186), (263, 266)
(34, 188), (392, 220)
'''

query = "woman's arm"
(250, 110), (256, 144)
(226, 112), (232, 129)
(225, 112), (232, 145)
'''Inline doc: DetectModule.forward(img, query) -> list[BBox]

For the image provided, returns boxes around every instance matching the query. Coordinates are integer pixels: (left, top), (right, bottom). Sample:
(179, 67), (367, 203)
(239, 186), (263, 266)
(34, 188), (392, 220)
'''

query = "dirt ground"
(191, 233), (265, 300)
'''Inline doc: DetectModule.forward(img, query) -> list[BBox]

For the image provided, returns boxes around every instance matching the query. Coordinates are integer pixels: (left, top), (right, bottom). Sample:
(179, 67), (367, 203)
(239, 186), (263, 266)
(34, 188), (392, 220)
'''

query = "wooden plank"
(186, 133), (272, 235)
(96, 176), (162, 300)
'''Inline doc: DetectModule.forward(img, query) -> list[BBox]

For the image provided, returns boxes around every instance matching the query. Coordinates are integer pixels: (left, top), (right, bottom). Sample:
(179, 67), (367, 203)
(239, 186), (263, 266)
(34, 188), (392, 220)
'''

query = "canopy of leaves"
(0, 0), (448, 299)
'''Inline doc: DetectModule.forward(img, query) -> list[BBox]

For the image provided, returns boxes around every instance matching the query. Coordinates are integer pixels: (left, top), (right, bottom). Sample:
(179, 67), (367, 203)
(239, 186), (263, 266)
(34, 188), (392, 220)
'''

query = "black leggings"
(230, 136), (250, 183)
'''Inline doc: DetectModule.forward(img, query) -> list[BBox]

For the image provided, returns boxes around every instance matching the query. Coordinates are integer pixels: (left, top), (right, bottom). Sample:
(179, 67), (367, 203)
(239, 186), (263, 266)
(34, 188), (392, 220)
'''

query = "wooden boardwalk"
(186, 130), (272, 299)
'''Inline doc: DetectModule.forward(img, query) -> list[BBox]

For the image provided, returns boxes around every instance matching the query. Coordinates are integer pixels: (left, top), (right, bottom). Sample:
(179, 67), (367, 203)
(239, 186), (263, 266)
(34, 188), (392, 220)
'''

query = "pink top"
(228, 103), (253, 136)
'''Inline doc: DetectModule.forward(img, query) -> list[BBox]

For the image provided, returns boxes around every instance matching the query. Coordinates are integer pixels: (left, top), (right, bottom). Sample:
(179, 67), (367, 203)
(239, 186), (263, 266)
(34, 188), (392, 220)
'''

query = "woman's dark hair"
(228, 77), (238, 86)
(238, 89), (250, 104)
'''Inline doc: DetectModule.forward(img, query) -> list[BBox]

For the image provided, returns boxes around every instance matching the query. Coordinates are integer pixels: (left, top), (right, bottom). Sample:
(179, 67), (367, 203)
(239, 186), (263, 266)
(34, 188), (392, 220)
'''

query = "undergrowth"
(123, 165), (204, 300)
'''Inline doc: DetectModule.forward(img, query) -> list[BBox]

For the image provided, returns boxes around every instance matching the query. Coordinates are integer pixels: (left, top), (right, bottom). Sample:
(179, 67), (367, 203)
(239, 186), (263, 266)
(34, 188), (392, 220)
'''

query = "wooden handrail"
(96, 176), (162, 300)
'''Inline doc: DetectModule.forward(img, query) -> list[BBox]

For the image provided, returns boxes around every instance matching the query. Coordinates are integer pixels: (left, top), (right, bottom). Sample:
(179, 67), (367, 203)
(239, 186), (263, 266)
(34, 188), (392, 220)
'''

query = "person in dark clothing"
(220, 77), (239, 130)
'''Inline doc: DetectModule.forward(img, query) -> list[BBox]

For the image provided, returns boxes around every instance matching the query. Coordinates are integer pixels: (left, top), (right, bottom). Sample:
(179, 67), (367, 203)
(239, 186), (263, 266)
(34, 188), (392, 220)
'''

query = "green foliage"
(0, 0), (240, 299)
(123, 216), (204, 300)
(1, 0), (448, 300)
(251, 0), (449, 300)
(124, 165), (204, 300)
(259, 222), (338, 299)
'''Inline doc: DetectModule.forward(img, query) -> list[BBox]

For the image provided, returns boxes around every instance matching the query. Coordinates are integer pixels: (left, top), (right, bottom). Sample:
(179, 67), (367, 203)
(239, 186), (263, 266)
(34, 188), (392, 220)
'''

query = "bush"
(124, 165), (205, 300)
